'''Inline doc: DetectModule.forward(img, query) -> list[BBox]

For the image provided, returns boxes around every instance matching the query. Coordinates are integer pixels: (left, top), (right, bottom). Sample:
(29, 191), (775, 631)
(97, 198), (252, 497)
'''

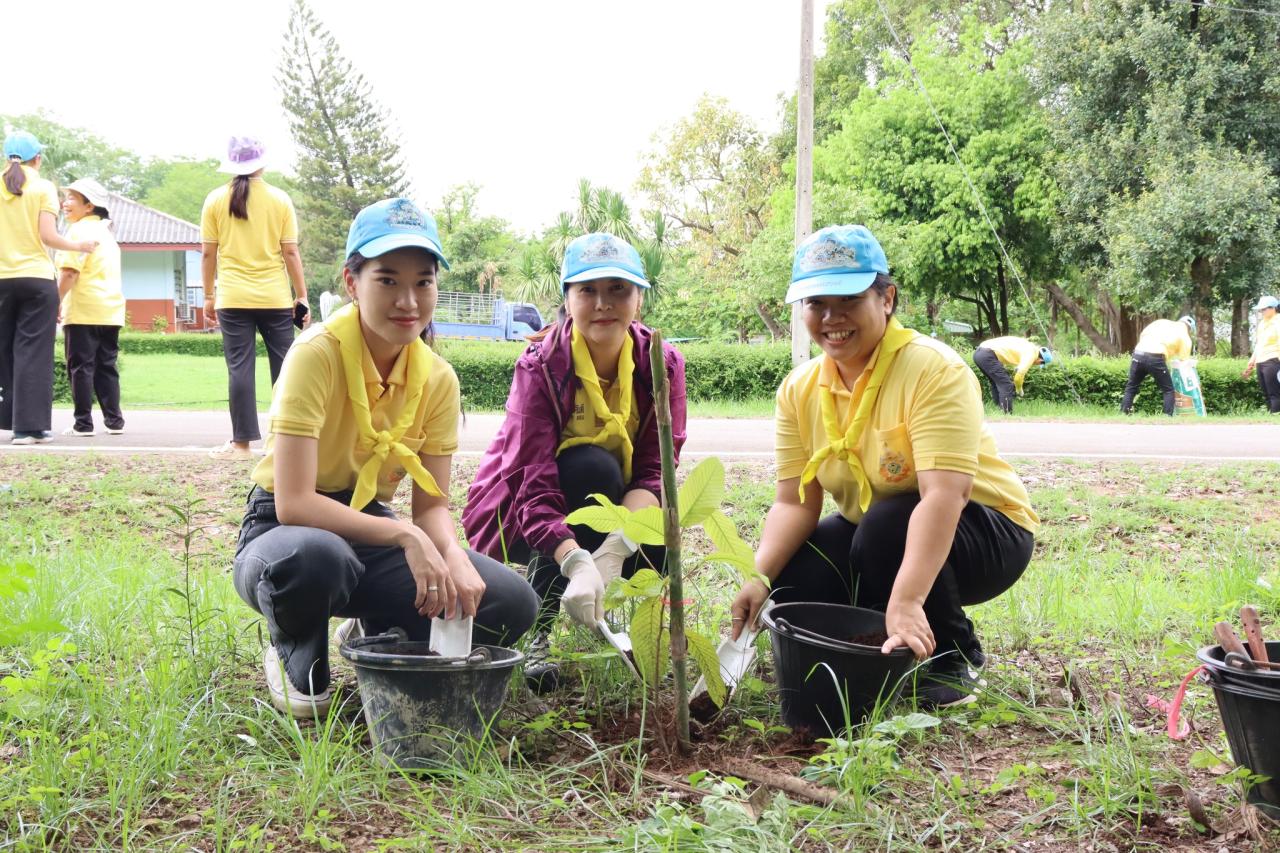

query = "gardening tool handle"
(1224, 651), (1280, 671)
(1240, 606), (1268, 663)
(1214, 621), (1251, 669)
(773, 617), (882, 654)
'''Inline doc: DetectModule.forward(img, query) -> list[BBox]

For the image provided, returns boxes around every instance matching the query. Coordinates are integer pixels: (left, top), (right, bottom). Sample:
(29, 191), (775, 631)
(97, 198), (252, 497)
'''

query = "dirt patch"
(846, 630), (889, 647)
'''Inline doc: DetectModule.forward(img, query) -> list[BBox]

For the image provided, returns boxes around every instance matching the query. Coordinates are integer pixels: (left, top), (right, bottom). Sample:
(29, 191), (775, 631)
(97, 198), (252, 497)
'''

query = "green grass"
(3, 455), (1279, 849)
(988, 398), (1280, 423)
(118, 353), (272, 411)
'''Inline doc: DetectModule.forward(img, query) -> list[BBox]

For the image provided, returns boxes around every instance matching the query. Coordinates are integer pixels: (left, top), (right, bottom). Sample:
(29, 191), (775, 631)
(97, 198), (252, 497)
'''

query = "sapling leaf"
(702, 511), (759, 575)
(564, 493), (630, 533)
(687, 630), (727, 707)
(619, 568), (666, 599)
(677, 457), (725, 527)
(623, 506), (667, 546)
(631, 596), (664, 685)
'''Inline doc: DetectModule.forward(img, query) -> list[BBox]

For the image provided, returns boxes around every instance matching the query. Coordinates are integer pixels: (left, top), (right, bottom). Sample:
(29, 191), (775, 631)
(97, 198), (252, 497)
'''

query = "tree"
(277, 0), (412, 291)
(1036, 0), (1280, 353)
(815, 18), (1059, 336)
(140, 159), (295, 225)
(434, 184), (518, 294)
(0, 112), (147, 195)
(637, 96), (786, 337)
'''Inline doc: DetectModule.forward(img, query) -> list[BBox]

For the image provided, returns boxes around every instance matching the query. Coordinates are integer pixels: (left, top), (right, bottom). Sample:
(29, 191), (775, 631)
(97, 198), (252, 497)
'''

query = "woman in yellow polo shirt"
(972, 335), (1052, 414)
(231, 198), (536, 719)
(730, 225), (1037, 709)
(1243, 295), (1280, 414)
(55, 178), (126, 437)
(1, 131), (98, 445)
(201, 135), (309, 460)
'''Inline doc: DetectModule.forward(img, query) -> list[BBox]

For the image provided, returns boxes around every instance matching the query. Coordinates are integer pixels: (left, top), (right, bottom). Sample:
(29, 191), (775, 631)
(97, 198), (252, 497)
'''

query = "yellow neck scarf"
(799, 317), (918, 511)
(557, 324), (636, 481)
(326, 302), (443, 509)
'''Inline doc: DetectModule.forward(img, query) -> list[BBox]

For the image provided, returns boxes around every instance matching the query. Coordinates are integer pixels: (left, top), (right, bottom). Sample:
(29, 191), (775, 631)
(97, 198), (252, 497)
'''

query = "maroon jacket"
(462, 319), (687, 560)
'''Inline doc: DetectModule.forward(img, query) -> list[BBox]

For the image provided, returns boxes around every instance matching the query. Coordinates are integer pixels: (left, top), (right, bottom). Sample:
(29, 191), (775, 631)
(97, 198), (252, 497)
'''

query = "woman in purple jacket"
(463, 232), (687, 691)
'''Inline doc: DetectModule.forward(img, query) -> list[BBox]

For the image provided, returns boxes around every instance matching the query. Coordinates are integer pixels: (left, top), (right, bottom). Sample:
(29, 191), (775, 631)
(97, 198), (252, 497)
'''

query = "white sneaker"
(105, 426), (124, 435)
(11, 431), (53, 445)
(209, 440), (253, 461)
(62, 427), (95, 436)
(263, 644), (332, 719)
(334, 618), (364, 647)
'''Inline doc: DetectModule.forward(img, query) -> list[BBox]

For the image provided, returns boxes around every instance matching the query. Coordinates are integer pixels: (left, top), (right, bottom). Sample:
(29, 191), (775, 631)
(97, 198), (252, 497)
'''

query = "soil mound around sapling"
(688, 692), (720, 723)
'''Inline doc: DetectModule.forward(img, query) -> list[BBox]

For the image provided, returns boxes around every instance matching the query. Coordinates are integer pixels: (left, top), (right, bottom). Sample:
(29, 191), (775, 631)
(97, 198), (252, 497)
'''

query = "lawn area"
(2, 455), (1279, 850)
(119, 354), (272, 411)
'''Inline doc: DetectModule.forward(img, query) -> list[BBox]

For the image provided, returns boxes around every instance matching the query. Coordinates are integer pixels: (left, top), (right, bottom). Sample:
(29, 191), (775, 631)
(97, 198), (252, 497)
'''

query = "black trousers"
(233, 487), (539, 694)
(0, 277), (57, 433)
(63, 324), (123, 432)
(513, 445), (667, 635)
(771, 494), (1034, 659)
(217, 308), (294, 442)
(973, 346), (1015, 414)
(1121, 351), (1175, 415)
(1256, 359), (1280, 414)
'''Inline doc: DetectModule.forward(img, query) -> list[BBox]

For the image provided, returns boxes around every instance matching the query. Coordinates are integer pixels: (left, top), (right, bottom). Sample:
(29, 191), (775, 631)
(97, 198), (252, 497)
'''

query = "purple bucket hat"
(219, 136), (267, 175)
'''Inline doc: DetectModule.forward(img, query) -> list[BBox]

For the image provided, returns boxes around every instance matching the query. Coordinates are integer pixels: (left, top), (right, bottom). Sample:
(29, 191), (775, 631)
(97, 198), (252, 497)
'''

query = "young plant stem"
(650, 331), (690, 753)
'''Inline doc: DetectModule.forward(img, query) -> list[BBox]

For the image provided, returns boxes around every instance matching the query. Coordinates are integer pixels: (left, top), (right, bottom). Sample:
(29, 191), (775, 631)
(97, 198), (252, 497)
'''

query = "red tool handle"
(1214, 621), (1250, 669)
(1240, 606), (1268, 663)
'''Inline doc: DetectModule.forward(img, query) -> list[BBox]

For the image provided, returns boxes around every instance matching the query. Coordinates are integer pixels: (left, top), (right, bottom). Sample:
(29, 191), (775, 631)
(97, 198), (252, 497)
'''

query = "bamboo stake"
(650, 331), (690, 753)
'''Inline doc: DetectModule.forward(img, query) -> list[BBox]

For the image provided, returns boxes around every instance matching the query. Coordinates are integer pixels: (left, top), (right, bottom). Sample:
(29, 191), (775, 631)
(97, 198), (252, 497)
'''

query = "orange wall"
(126, 299), (172, 331)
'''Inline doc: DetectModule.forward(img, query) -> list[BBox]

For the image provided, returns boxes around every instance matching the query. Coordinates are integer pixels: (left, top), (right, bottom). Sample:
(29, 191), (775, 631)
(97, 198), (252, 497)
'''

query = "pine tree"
(277, 0), (411, 290)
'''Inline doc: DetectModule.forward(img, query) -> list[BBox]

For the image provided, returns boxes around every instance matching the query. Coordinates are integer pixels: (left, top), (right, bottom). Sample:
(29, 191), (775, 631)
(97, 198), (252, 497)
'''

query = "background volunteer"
(56, 178), (125, 437)
(972, 336), (1052, 414)
(232, 198), (536, 719)
(1, 130), (98, 445)
(201, 135), (309, 460)
(1120, 316), (1195, 416)
(1243, 295), (1280, 414)
(462, 232), (687, 692)
(730, 225), (1038, 709)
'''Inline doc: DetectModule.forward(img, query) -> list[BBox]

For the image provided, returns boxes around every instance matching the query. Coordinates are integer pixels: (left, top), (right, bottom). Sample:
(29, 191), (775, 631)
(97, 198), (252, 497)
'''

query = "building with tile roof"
(103, 193), (207, 331)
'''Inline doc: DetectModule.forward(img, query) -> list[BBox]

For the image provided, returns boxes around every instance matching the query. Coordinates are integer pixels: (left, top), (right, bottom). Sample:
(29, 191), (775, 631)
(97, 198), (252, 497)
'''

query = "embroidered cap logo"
(801, 239), (859, 273)
(578, 234), (626, 264)
(385, 199), (426, 230)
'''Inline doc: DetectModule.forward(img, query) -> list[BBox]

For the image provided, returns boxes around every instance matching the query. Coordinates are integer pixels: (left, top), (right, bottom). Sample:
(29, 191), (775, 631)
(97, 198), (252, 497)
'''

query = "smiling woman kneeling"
(730, 225), (1038, 709)
(232, 199), (536, 719)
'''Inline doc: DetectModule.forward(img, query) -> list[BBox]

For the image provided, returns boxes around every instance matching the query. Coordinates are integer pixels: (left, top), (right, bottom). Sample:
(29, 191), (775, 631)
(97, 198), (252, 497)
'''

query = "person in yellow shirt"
(1243, 295), (1280, 414)
(0, 131), (98, 445)
(55, 178), (126, 437)
(1120, 316), (1195, 415)
(729, 225), (1037, 709)
(201, 136), (309, 460)
(230, 198), (536, 719)
(973, 336), (1053, 414)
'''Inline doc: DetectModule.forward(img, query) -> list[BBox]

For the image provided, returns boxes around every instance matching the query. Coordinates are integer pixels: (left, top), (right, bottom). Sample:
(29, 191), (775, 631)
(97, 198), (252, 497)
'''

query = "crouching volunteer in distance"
(730, 225), (1038, 709)
(1120, 315), (1194, 416)
(232, 198), (537, 718)
(462, 233), (687, 692)
(972, 335), (1052, 415)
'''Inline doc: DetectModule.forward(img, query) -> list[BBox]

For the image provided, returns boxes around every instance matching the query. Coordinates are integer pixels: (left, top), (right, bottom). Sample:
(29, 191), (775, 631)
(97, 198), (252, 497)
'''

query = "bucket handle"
(1163, 664), (1205, 740)
(773, 617), (891, 654)
(359, 627), (409, 645)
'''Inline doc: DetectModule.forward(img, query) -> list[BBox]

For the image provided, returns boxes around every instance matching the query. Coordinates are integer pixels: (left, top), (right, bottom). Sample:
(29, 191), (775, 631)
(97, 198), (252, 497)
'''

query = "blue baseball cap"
(4, 131), (42, 162)
(786, 225), (889, 304)
(1253, 295), (1278, 311)
(561, 232), (649, 290)
(1039, 347), (1054, 366)
(345, 198), (449, 269)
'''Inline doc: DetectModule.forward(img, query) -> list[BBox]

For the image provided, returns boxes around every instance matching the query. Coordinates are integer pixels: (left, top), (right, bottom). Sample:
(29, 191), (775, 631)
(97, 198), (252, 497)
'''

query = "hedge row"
(110, 333), (1270, 412)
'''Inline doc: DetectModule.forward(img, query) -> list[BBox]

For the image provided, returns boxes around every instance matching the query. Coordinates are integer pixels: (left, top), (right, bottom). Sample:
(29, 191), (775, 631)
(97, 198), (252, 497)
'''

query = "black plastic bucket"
(339, 628), (523, 770)
(1196, 645), (1280, 818)
(1196, 640), (1280, 693)
(761, 602), (915, 735)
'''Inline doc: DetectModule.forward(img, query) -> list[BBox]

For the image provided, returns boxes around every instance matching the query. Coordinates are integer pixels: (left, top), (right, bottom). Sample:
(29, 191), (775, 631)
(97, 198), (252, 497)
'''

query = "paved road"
(1, 409), (1275, 461)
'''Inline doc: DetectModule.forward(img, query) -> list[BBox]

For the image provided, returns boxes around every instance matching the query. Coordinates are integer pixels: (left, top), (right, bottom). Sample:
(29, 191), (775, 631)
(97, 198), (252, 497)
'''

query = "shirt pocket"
(872, 423), (915, 489)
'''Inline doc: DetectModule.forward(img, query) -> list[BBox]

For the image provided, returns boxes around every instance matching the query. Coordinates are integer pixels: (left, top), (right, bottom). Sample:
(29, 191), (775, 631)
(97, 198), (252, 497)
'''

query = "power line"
(870, 0), (1088, 404)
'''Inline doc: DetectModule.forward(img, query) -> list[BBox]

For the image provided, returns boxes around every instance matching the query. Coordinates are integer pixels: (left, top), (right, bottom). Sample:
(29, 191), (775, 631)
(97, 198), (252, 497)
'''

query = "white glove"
(591, 531), (637, 587)
(560, 548), (605, 626)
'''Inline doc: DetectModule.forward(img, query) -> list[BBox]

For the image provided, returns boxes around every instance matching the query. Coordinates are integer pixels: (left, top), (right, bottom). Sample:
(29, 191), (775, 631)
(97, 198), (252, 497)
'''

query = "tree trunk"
(755, 302), (786, 340)
(926, 301), (940, 327)
(1044, 282), (1120, 355)
(1190, 255), (1215, 355)
(1231, 296), (1250, 357)
(996, 256), (1009, 335)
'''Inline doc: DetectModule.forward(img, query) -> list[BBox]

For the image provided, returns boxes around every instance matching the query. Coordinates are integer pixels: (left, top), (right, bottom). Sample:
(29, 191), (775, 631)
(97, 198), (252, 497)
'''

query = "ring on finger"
(428, 585), (439, 592)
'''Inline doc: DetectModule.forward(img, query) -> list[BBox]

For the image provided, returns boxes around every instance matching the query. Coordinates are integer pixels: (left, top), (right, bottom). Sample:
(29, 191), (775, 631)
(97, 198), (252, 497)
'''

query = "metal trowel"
(597, 619), (641, 680)
(690, 600), (774, 705)
(429, 614), (473, 658)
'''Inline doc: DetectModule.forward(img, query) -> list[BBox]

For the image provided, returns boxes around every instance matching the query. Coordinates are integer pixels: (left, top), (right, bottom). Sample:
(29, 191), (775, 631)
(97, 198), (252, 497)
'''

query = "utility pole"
(792, 0), (815, 367)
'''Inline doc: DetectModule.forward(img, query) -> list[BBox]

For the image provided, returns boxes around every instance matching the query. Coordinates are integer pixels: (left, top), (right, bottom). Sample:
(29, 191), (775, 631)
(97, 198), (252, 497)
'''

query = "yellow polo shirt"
(776, 335), (1038, 534)
(978, 336), (1040, 394)
(1252, 315), (1280, 363)
(55, 216), (125, 326)
(0, 166), (58, 279)
(200, 178), (297, 310)
(1135, 320), (1192, 361)
(251, 324), (460, 502)
(559, 378), (640, 465)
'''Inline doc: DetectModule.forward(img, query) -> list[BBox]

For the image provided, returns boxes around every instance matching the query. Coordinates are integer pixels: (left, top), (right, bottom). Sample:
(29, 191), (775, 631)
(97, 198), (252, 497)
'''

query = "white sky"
(7, 0), (831, 233)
